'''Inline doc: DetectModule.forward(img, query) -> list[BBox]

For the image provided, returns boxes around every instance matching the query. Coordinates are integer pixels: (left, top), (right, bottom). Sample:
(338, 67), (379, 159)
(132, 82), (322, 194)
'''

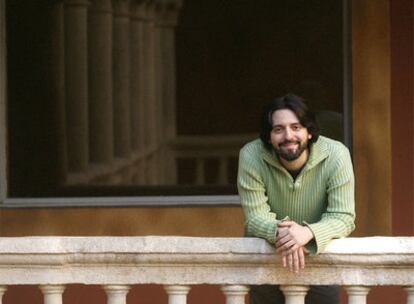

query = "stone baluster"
(113, 0), (132, 159)
(39, 285), (66, 304)
(280, 285), (309, 304)
(218, 156), (229, 184)
(345, 286), (370, 304)
(196, 158), (205, 185)
(164, 285), (191, 304)
(0, 286), (6, 304)
(64, 0), (90, 172)
(89, 0), (114, 164)
(404, 286), (414, 304)
(221, 285), (249, 304)
(154, 0), (183, 185)
(104, 285), (131, 304)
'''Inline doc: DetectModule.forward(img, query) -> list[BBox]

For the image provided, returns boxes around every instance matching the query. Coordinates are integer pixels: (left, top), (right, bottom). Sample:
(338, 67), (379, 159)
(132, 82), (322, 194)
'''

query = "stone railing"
(0, 236), (413, 304)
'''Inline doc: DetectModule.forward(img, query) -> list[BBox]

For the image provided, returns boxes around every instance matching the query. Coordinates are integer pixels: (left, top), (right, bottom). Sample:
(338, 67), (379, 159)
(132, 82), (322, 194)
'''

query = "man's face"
(269, 109), (311, 161)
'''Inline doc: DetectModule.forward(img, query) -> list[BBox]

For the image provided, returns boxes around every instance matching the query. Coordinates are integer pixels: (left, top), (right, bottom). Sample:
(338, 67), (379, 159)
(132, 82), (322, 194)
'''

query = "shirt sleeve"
(304, 147), (356, 255)
(237, 145), (279, 244)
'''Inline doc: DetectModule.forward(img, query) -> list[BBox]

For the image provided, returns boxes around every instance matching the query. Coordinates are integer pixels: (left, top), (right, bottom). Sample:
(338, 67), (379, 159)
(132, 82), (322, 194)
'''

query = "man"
(237, 94), (355, 304)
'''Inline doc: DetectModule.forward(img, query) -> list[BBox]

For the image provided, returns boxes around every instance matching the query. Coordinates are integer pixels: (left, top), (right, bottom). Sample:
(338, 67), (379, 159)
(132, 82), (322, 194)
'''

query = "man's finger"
(281, 255), (287, 268)
(276, 239), (296, 253)
(280, 243), (300, 256)
(292, 250), (299, 273)
(298, 247), (305, 269)
(275, 234), (292, 248)
(287, 252), (293, 271)
(275, 227), (289, 241)
(277, 221), (294, 227)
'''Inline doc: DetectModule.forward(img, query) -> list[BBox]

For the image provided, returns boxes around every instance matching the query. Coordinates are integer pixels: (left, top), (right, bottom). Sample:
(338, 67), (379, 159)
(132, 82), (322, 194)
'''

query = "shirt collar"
(261, 136), (329, 171)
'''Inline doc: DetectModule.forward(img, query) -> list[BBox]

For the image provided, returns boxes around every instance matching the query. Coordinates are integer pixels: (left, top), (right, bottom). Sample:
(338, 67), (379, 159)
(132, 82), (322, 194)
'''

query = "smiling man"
(237, 94), (355, 304)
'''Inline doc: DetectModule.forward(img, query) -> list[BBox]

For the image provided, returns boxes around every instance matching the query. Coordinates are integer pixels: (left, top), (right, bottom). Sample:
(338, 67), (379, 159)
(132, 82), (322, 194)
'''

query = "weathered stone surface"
(0, 237), (412, 286)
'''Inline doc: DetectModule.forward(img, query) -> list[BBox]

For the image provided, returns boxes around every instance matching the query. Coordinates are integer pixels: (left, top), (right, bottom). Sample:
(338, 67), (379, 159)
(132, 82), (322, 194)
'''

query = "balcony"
(0, 236), (413, 304)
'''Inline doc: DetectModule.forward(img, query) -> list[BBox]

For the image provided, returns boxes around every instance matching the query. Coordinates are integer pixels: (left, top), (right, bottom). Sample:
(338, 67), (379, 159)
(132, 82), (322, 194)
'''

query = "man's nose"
(285, 128), (294, 140)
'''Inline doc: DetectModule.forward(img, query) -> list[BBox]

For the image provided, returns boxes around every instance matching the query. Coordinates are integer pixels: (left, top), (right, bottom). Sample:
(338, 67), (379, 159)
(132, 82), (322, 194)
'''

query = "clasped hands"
(275, 221), (314, 273)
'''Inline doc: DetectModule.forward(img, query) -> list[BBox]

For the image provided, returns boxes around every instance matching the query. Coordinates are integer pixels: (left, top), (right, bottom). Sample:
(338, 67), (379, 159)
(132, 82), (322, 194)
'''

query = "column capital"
(89, 0), (112, 12)
(221, 285), (250, 295)
(103, 285), (131, 294)
(39, 285), (66, 295)
(112, 0), (130, 16)
(164, 285), (191, 295)
(0, 286), (6, 295)
(345, 285), (371, 295)
(154, 0), (183, 27)
(64, 0), (90, 7)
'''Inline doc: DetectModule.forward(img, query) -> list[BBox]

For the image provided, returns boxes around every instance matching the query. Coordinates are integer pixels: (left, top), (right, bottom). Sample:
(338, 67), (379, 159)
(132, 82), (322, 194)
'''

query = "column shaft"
(144, 2), (158, 184)
(164, 285), (191, 304)
(113, 0), (132, 158)
(104, 285), (131, 304)
(64, 0), (89, 172)
(0, 286), (6, 304)
(404, 286), (414, 304)
(48, 1), (68, 182)
(280, 285), (309, 304)
(154, 0), (182, 185)
(221, 285), (249, 304)
(40, 285), (66, 304)
(89, 0), (114, 163)
(345, 286), (370, 304)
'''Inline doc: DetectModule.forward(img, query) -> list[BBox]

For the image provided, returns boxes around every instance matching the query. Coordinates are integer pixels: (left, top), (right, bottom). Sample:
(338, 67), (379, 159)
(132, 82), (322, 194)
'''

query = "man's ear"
(308, 134), (312, 139)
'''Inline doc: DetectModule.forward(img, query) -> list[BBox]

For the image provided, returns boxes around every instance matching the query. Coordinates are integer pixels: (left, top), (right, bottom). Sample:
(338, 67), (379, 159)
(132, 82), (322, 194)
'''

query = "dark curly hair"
(260, 94), (320, 150)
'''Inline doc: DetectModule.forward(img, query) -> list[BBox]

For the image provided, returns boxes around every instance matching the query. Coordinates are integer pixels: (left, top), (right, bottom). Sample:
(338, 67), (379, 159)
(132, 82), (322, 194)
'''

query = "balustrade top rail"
(0, 236), (413, 286)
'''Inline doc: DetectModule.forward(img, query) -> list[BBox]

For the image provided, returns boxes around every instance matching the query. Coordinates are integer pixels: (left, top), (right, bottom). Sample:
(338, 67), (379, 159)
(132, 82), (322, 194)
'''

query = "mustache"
(280, 140), (300, 146)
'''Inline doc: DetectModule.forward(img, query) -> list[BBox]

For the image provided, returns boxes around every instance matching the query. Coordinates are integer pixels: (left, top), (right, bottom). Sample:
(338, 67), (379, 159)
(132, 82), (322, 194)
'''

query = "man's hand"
(281, 246), (309, 273)
(275, 221), (314, 256)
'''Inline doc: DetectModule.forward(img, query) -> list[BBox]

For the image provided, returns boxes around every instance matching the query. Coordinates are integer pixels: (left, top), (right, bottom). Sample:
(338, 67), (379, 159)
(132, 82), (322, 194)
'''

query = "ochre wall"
(0, 207), (245, 237)
(352, 0), (392, 236)
(390, 0), (414, 236)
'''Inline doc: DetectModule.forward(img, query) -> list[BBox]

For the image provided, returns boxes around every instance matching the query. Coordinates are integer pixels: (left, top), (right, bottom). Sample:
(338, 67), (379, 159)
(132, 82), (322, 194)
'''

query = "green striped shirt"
(237, 136), (355, 255)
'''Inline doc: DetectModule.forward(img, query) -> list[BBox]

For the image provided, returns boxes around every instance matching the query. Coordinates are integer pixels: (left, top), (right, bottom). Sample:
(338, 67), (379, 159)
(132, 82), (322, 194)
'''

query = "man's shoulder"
(239, 138), (267, 163)
(240, 138), (263, 154)
(317, 136), (349, 154)
(314, 136), (351, 166)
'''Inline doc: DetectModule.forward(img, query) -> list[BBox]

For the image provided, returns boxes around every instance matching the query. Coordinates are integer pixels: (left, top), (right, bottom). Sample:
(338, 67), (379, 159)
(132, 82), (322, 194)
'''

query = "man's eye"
(292, 125), (302, 131)
(273, 128), (283, 133)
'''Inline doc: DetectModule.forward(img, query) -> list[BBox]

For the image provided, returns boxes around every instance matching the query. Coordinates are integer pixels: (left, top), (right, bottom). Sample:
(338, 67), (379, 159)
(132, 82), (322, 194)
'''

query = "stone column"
(0, 286), (6, 304)
(404, 286), (414, 304)
(39, 285), (66, 304)
(143, 1), (158, 184)
(221, 285), (249, 304)
(280, 285), (309, 304)
(48, 1), (68, 183)
(345, 286), (370, 304)
(164, 285), (191, 304)
(88, 0), (114, 163)
(104, 285), (131, 304)
(130, 0), (146, 184)
(64, 0), (90, 172)
(113, 0), (132, 158)
(154, 0), (183, 184)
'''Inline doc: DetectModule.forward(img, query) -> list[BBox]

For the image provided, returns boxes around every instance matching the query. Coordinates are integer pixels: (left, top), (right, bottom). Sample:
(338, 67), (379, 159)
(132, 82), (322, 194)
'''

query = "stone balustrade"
(0, 236), (413, 304)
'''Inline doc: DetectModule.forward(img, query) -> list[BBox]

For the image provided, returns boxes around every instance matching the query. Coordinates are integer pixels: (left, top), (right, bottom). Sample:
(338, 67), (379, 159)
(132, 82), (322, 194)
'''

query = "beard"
(273, 139), (309, 161)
